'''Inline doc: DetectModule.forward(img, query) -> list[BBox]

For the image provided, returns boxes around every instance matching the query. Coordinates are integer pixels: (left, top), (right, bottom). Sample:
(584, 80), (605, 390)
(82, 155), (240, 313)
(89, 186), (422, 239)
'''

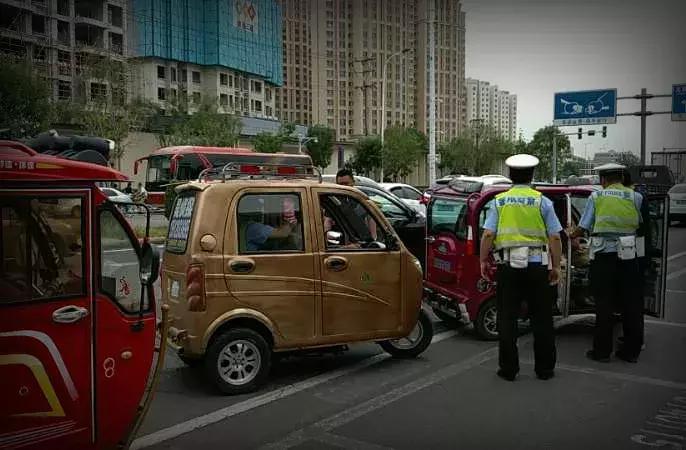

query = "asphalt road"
(132, 224), (686, 450)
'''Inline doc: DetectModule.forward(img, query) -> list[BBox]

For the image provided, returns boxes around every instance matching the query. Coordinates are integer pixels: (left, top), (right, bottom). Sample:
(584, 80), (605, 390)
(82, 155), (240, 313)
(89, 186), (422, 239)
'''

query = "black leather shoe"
(586, 350), (610, 363)
(536, 371), (555, 380)
(497, 369), (517, 381)
(615, 350), (638, 363)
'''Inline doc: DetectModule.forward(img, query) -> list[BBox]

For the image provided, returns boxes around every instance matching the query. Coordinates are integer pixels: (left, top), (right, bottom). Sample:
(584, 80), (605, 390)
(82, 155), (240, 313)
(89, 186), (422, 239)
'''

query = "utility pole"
(354, 57), (375, 136)
(428, 0), (437, 187)
(616, 88), (672, 165)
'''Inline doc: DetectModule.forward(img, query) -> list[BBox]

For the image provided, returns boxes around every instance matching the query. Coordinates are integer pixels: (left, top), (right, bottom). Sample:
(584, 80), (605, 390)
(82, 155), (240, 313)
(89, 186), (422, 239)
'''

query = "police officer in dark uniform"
(569, 163), (644, 363)
(480, 154), (563, 381)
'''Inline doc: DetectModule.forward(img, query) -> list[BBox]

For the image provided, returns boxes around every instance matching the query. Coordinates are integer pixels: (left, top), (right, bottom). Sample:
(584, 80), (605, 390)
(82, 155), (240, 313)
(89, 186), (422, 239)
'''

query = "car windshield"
(669, 184), (686, 194)
(429, 197), (468, 239)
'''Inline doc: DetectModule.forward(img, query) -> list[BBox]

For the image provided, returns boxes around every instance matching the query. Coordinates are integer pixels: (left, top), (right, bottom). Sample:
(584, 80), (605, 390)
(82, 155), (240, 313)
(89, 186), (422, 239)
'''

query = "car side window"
(0, 197), (85, 303)
(237, 193), (304, 254)
(320, 194), (387, 250)
(402, 187), (421, 201)
(99, 209), (145, 313)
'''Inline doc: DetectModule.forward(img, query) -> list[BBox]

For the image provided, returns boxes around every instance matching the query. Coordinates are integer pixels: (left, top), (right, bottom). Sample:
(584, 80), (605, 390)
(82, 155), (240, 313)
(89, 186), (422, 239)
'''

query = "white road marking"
(645, 319), (686, 328)
(668, 251), (686, 262)
(535, 361), (686, 390)
(130, 329), (459, 449)
(667, 289), (686, 294)
(667, 267), (686, 281)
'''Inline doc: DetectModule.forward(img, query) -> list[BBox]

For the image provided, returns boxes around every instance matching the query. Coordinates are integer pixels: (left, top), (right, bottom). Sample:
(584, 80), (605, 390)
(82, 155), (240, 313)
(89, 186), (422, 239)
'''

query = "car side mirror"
(326, 230), (342, 246)
(139, 242), (160, 286)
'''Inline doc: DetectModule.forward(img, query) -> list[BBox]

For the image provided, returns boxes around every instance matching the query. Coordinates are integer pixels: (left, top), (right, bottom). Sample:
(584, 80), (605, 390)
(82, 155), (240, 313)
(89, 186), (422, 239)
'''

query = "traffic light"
(602, 126), (607, 138)
(588, 130), (596, 137)
(578, 128), (583, 140)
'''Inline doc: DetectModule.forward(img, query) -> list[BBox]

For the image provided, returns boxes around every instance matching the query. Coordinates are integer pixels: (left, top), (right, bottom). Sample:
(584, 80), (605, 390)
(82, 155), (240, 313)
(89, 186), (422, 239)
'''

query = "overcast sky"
(460, 0), (686, 160)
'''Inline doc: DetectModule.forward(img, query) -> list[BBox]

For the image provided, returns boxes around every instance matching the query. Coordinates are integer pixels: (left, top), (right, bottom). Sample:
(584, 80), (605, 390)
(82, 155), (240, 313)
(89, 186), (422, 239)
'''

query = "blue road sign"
(553, 89), (617, 126)
(673, 84), (686, 121)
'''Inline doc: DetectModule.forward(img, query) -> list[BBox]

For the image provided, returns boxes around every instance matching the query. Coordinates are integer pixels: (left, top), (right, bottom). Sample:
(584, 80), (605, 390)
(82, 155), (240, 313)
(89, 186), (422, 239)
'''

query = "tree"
(383, 126), (427, 180)
(349, 136), (382, 176)
(616, 151), (640, 167)
(526, 126), (572, 181)
(253, 123), (297, 153)
(0, 57), (54, 138)
(157, 99), (241, 148)
(438, 124), (513, 176)
(305, 125), (335, 168)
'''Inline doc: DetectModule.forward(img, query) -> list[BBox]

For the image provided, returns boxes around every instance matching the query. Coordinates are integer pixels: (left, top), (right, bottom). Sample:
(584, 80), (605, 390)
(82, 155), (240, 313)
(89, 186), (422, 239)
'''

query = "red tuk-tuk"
(424, 179), (670, 340)
(0, 141), (165, 449)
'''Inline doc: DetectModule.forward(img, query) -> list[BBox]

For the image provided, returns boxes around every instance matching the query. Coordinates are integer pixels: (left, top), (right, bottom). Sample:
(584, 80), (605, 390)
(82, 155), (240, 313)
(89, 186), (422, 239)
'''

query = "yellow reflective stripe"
(0, 354), (65, 417)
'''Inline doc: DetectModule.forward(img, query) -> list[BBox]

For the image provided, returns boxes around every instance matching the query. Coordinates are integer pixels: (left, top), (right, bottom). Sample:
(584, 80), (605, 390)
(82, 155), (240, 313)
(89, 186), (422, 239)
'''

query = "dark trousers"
(496, 264), (556, 376)
(590, 253), (643, 358)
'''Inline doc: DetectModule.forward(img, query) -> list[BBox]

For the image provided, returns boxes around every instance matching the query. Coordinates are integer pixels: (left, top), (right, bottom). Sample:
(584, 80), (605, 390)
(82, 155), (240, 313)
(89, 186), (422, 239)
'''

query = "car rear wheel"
(475, 298), (499, 341)
(205, 328), (271, 395)
(379, 310), (434, 358)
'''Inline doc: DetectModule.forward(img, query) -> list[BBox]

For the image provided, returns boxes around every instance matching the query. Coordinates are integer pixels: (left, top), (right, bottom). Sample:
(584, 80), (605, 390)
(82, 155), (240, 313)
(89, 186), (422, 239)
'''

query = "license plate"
(432, 257), (452, 272)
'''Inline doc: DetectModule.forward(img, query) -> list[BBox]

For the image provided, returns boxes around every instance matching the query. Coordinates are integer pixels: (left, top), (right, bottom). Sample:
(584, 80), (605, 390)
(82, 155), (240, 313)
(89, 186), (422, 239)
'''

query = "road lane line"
(667, 267), (686, 281)
(260, 344), (504, 450)
(645, 319), (686, 328)
(131, 329), (459, 449)
(668, 251), (686, 262)
(529, 361), (686, 390)
(667, 289), (686, 294)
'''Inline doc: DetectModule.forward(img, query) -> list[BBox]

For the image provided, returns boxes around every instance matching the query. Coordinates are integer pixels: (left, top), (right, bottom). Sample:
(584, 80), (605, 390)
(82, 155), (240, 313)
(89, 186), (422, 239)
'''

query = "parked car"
(421, 174), (512, 206)
(100, 187), (132, 203)
(669, 183), (686, 223)
(321, 174), (383, 189)
(381, 183), (426, 216)
(356, 185), (427, 271)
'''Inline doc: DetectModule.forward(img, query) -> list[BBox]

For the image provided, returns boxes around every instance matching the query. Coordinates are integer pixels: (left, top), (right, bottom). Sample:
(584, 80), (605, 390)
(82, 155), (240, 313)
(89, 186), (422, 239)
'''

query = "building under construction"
(0, 0), (128, 102)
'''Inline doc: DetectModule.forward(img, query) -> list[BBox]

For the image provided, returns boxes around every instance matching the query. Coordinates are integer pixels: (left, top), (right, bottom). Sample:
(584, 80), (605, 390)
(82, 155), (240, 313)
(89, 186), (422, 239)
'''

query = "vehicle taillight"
(465, 225), (475, 256)
(277, 166), (297, 175)
(186, 264), (206, 312)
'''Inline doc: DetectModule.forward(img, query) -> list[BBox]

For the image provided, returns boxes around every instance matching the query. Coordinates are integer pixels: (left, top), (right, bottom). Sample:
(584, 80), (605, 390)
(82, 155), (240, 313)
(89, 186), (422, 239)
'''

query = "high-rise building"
(278, 0), (466, 143)
(128, 0), (282, 118)
(0, 0), (128, 102)
(466, 78), (518, 141)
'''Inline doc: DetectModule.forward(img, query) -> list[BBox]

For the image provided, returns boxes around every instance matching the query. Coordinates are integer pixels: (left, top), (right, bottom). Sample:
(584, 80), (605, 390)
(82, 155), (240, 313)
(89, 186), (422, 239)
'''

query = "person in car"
(239, 196), (297, 252)
(334, 168), (377, 240)
(568, 163), (643, 363)
(479, 154), (563, 382)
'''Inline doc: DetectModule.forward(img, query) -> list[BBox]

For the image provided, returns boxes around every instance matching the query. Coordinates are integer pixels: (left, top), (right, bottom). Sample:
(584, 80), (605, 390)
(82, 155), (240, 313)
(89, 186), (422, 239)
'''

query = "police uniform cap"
(505, 154), (540, 169)
(594, 162), (626, 176)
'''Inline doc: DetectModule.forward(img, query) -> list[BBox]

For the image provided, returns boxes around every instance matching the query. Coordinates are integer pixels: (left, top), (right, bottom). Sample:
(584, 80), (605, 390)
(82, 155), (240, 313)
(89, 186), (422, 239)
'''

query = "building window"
(157, 87), (166, 101)
(192, 92), (201, 104)
(57, 0), (70, 16)
(32, 15), (46, 35)
(107, 5), (123, 27)
(220, 73), (228, 86)
(192, 71), (201, 84)
(157, 66), (166, 79)
(254, 100), (262, 112)
(251, 81), (262, 94)
(170, 67), (177, 82)
(228, 75), (234, 88)
(180, 70), (187, 83)
(58, 80), (71, 100)
(220, 93), (229, 106)
(265, 88), (272, 102)
(90, 83), (107, 102)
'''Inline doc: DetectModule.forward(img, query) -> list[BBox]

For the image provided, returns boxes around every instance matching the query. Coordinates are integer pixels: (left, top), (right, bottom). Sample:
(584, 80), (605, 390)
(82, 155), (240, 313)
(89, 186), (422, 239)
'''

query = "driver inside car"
(239, 196), (298, 252)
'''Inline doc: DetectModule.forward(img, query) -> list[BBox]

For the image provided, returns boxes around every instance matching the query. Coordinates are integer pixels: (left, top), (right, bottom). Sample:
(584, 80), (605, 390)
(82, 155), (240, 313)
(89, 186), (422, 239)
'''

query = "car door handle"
(425, 236), (436, 243)
(229, 259), (255, 274)
(324, 256), (348, 271)
(52, 305), (89, 324)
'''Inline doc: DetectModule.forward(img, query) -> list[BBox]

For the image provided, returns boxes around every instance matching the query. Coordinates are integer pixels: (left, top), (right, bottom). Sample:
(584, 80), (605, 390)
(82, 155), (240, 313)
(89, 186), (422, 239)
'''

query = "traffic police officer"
(569, 163), (643, 363)
(480, 154), (563, 381)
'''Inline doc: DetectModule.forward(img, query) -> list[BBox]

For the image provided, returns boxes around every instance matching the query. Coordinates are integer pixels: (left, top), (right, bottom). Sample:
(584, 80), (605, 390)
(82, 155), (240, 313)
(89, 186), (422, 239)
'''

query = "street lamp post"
(297, 136), (318, 154)
(380, 47), (411, 181)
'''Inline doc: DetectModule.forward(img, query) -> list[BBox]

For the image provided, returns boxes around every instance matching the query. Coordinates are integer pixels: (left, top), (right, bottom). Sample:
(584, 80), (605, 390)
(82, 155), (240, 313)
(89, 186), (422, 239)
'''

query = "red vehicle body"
(134, 146), (315, 205)
(424, 179), (669, 340)
(1, 141), (164, 450)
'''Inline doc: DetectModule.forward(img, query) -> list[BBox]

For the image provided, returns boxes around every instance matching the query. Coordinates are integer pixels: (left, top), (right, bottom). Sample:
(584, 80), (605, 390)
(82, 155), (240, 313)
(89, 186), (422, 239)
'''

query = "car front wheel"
(379, 309), (434, 358)
(205, 328), (271, 395)
(475, 298), (499, 341)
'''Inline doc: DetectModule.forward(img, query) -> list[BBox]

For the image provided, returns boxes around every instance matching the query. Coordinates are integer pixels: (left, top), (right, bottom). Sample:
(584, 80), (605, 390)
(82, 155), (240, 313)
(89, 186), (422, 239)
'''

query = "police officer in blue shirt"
(568, 163), (643, 363)
(480, 154), (563, 381)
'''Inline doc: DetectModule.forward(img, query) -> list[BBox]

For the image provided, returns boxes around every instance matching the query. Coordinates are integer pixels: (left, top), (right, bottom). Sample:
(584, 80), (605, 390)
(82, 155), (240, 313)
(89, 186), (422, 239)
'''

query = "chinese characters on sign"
(0, 160), (36, 170)
(235, 0), (258, 34)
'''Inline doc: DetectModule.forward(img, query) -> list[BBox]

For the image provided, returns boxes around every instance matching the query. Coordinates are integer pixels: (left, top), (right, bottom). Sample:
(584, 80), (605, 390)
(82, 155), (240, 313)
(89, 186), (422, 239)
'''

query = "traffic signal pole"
(552, 126), (606, 183)
(616, 88), (672, 165)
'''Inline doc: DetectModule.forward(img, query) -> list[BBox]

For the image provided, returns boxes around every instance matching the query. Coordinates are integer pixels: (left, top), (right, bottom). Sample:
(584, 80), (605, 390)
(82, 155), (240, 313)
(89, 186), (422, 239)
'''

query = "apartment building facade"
(278, 0), (466, 143)
(0, 0), (127, 102)
(466, 77), (518, 141)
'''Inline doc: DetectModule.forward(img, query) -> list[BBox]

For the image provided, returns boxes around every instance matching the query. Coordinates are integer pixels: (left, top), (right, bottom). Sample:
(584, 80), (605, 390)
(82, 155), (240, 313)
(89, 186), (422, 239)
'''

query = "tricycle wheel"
(475, 298), (499, 341)
(205, 328), (271, 395)
(379, 310), (433, 358)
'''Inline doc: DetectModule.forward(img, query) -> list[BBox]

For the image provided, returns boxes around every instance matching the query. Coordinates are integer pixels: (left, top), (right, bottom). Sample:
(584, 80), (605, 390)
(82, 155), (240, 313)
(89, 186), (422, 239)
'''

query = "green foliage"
(438, 124), (515, 176)
(526, 126), (572, 181)
(616, 152), (640, 167)
(305, 125), (335, 168)
(350, 136), (382, 176)
(0, 57), (54, 138)
(383, 126), (427, 180)
(253, 123), (298, 153)
(157, 100), (241, 148)
(561, 159), (583, 177)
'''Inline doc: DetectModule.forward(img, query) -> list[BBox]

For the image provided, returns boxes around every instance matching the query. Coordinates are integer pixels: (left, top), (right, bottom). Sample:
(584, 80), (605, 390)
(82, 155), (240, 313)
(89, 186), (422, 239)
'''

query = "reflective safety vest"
(592, 183), (639, 235)
(493, 186), (548, 250)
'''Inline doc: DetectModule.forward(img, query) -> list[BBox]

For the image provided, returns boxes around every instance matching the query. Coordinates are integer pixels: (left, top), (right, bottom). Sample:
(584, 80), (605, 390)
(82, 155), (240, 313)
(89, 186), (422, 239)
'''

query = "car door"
(357, 186), (426, 270)
(225, 188), (318, 346)
(313, 188), (403, 341)
(0, 190), (93, 449)
(643, 193), (669, 318)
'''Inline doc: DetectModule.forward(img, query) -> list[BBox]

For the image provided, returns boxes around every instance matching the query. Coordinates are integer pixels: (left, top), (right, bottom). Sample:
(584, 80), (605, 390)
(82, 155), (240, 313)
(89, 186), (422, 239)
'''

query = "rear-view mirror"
(139, 242), (160, 286)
